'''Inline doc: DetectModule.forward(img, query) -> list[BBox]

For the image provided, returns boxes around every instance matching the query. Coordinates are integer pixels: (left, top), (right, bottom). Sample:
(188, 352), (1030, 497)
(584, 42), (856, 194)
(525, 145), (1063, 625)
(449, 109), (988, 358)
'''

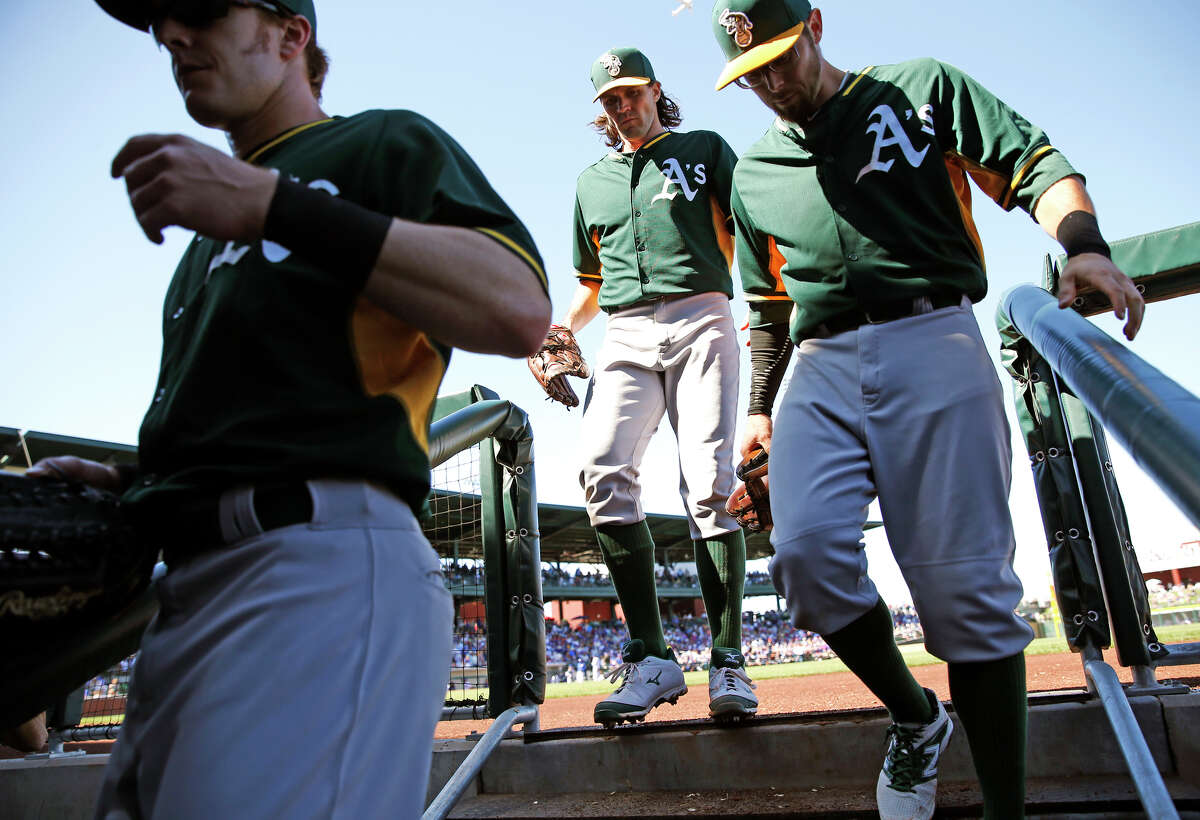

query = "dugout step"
(446, 778), (1200, 818)
(431, 693), (1200, 815)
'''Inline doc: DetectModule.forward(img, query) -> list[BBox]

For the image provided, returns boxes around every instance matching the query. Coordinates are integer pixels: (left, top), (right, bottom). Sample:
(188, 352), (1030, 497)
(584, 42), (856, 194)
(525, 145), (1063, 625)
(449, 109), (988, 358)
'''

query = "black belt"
(815, 292), (963, 338)
(156, 481), (313, 566)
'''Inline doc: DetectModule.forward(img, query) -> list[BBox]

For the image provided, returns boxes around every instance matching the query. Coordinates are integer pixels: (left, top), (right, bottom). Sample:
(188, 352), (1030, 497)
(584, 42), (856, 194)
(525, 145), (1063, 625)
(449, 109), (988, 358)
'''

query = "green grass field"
(540, 623), (1200, 700)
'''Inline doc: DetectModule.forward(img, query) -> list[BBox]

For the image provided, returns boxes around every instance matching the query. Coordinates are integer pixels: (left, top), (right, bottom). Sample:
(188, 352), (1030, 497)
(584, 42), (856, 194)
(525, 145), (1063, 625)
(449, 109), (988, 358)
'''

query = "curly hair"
(591, 91), (683, 149)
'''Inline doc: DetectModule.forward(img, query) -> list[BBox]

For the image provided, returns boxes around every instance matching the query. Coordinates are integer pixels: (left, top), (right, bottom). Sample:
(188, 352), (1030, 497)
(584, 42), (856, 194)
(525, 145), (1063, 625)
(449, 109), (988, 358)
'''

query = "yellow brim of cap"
(592, 76), (652, 103)
(715, 21), (806, 90)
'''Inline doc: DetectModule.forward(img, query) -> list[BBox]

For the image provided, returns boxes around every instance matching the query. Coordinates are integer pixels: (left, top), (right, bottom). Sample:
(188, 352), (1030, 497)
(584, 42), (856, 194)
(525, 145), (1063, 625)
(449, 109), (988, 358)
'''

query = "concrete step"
(447, 778), (1200, 818)
(430, 692), (1200, 817)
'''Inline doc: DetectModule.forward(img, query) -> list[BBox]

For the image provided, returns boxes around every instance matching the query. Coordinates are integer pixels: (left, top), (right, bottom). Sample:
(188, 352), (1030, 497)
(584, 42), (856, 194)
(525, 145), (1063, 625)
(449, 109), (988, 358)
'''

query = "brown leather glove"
(527, 324), (590, 408)
(726, 445), (771, 532)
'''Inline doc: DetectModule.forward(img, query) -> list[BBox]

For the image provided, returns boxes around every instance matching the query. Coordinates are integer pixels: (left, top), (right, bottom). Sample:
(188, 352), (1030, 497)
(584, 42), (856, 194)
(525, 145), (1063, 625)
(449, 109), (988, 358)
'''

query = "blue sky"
(2, 1), (1197, 604)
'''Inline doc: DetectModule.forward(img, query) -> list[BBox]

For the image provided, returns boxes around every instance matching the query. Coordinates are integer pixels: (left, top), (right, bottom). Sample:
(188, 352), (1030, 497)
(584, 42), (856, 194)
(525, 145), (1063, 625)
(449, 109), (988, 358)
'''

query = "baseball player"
(710, 1), (1144, 818)
(26, 2), (548, 817)
(531, 47), (757, 726)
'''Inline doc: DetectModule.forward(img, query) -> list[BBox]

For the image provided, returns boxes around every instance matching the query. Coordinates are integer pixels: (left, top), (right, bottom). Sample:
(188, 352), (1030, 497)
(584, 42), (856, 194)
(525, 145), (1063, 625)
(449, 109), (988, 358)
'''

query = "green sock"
(822, 597), (932, 724)
(693, 530), (746, 653)
(595, 521), (668, 659)
(948, 653), (1027, 819)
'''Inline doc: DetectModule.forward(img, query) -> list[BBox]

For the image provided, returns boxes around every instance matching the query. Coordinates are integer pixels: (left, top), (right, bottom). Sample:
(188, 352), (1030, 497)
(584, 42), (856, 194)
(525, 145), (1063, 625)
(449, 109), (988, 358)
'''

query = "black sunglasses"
(149, 0), (289, 35)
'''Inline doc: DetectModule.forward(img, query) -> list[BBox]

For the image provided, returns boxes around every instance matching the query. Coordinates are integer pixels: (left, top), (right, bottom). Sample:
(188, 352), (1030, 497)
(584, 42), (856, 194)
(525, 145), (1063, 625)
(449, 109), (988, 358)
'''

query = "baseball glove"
(726, 445), (771, 532)
(528, 324), (591, 408)
(0, 473), (158, 724)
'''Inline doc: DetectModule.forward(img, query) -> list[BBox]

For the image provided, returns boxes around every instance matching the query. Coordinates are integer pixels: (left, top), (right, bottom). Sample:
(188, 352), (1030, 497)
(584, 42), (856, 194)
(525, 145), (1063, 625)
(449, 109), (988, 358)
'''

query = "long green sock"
(595, 521), (668, 659)
(948, 653), (1027, 819)
(822, 597), (932, 724)
(693, 530), (746, 654)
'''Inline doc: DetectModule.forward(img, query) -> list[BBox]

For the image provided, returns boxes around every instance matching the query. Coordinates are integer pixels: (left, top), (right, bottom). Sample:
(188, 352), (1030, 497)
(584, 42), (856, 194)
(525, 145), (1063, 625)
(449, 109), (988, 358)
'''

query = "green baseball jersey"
(123, 110), (545, 519)
(732, 58), (1079, 337)
(573, 130), (737, 310)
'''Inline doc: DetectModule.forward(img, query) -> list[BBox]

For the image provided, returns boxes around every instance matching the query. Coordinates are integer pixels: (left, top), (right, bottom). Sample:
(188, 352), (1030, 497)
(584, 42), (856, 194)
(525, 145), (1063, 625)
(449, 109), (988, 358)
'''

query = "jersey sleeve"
(571, 186), (603, 283)
(375, 111), (547, 292)
(731, 179), (792, 329)
(930, 59), (1079, 215)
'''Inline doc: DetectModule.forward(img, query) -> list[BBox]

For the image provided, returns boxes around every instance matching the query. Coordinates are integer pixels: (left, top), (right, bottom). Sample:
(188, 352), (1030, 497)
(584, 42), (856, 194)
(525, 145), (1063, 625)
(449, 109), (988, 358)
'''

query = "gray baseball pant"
(94, 479), (453, 820)
(767, 300), (1033, 662)
(579, 291), (740, 540)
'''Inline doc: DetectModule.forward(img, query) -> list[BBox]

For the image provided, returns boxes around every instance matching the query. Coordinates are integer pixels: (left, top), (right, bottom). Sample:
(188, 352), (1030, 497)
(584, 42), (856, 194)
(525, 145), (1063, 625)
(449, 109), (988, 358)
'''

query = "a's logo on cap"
(719, 9), (754, 48)
(600, 53), (623, 77)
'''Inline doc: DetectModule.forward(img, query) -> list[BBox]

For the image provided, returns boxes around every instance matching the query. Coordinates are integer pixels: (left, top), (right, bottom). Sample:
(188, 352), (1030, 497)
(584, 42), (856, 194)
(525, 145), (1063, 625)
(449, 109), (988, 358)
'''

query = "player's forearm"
(1032, 175), (1095, 238)
(363, 219), (551, 357)
(563, 280), (602, 334)
(748, 323), (794, 417)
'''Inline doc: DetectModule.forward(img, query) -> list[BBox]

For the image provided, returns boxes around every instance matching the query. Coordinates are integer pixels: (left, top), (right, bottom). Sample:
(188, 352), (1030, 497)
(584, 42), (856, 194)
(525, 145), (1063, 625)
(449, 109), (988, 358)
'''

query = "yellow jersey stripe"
(640, 132), (672, 151)
(1002, 144), (1055, 210)
(245, 118), (336, 164)
(842, 67), (875, 97)
(474, 228), (548, 289)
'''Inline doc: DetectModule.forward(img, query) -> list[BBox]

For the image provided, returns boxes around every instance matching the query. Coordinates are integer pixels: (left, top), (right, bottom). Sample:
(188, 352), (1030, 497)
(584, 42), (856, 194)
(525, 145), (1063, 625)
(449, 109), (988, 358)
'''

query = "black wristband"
(263, 179), (392, 289)
(748, 323), (794, 416)
(1056, 210), (1111, 259)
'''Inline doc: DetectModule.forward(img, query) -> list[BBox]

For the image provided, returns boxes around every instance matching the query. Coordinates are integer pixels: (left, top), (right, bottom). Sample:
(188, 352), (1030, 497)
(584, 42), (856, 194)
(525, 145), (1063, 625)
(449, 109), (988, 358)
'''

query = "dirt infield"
(434, 647), (1200, 739)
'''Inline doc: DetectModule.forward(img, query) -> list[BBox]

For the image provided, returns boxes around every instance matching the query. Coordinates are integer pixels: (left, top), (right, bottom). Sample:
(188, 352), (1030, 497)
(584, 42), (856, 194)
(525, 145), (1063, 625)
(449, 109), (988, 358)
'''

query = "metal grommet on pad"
(1068, 528), (1081, 539)
(1033, 452), (1046, 463)
(519, 528), (528, 537)
(511, 595), (520, 606)
(523, 671), (534, 681)
(514, 466), (525, 475)
(1087, 610), (1100, 622)
(1136, 283), (1146, 294)
(1072, 614), (1085, 625)
(506, 530), (516, 539)
(1073, 296), (1086, 307)
(1054, 531), (1065, 542)
(1104, 461), (1113, 471)
(1030, 371), (1042, 382)
(1148, 642), (1162, 653)
(1143, 624), (1152, 635)
(1047, 447), (1060, 458)
(522, 593), (532, 604)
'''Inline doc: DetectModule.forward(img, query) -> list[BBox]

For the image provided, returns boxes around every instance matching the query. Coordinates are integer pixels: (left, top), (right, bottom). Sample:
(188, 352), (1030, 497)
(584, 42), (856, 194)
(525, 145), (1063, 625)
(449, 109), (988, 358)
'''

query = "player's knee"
(769, 525), (877, 635)
(907, 560), (1033, 662)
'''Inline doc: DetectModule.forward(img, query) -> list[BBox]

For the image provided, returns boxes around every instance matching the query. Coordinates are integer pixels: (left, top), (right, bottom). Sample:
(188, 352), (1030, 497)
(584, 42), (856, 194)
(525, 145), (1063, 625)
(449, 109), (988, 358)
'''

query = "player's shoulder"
(670, 128), (735, 153)
(347, 108), (457, 140)
(865, 58), (957, 85)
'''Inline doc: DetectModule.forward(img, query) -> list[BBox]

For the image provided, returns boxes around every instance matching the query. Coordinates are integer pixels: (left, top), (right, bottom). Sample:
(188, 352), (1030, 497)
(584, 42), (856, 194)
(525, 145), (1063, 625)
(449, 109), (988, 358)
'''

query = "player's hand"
(740, 413), (773, 460)
(1057, 252), (1145, 341)
(26, 456), (123, 493)
(111, 134), (279, 245)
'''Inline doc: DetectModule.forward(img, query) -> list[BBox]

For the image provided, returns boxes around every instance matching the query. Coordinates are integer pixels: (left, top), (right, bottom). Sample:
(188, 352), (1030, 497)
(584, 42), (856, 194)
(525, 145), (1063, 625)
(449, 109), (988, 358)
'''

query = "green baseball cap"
(95, 0), (317, 38)
(590, 47), (657, 103)
(711, 0), (811, 90)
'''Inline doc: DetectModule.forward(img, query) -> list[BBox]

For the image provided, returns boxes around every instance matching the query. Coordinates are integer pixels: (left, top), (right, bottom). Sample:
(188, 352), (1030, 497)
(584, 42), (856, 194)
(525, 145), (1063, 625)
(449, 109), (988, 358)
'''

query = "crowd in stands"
(538, 606), (925, 683)
(442, 562), (780, 590)
(1148, 581), (1200, 608)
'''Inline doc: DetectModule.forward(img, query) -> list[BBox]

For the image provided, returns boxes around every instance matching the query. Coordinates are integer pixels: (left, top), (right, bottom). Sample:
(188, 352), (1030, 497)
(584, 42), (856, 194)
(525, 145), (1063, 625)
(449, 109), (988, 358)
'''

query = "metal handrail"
(1000, 285), (1200, 528)
(423, 704), (538, 820)
(1083, 654), (1180, 819)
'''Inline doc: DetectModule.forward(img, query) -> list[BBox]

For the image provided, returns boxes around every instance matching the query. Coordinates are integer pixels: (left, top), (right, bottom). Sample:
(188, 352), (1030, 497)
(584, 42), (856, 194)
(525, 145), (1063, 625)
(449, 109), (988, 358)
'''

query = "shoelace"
(605, 660), (640, 692)
(882, 723), (928, 793)
(712, 666), (756, 693)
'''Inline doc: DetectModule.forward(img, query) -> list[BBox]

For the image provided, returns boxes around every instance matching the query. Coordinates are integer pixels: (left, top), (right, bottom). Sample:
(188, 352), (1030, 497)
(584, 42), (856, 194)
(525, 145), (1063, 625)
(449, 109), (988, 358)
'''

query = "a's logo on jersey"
(718, 10), (754, 48)
(855, 104), (931, 183)
(600, 53), (623, 77)
(651, 157), (706, 204)
(206, 175), (341, 277)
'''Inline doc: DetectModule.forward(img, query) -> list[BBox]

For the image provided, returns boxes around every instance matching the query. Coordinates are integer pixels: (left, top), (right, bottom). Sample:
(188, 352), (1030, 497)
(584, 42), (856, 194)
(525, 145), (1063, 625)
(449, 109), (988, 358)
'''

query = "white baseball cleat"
(708, 651), (758, 723)
(593, 639), (687, 728)
(876, 690), (954, 820)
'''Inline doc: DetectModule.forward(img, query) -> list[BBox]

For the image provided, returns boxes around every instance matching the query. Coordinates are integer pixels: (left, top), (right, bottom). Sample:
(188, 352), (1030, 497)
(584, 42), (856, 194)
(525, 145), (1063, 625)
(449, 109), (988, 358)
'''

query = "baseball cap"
(95, 0), (317, 38)
(590, 47), (657, 103)
(711, 0), (811, 90)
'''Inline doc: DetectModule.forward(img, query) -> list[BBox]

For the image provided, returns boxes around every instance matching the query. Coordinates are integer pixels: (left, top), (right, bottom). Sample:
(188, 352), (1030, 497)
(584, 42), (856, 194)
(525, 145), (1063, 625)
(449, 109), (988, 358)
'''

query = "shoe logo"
(921, 725), (948, 780)
(646, 671), (662, 686)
